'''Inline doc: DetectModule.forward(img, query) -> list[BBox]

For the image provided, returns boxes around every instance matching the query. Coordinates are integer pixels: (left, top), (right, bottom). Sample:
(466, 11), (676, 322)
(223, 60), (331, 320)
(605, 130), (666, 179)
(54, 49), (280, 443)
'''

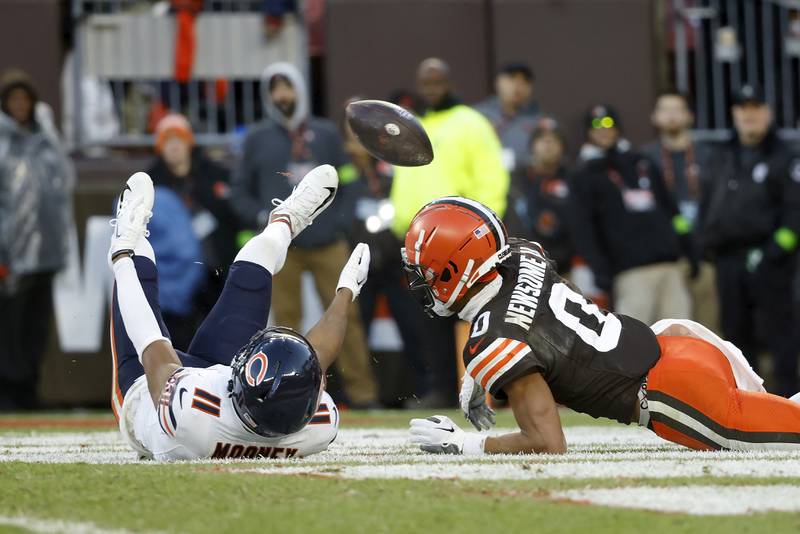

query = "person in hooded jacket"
(0, 69), (75, 410)
(569, 104), (692, 326)
(229, 62), (378, 408)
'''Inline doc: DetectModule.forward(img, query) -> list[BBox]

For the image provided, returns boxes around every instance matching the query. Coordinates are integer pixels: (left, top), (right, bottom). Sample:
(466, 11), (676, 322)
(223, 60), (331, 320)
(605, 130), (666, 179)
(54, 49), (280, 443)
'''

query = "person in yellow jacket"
(391, 58), (510, 237)
(389, 57), (510, 408)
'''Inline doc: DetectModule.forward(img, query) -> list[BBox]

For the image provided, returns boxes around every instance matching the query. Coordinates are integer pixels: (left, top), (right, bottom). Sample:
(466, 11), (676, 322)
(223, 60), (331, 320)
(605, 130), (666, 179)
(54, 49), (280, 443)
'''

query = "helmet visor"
(403, 261), (437, 317)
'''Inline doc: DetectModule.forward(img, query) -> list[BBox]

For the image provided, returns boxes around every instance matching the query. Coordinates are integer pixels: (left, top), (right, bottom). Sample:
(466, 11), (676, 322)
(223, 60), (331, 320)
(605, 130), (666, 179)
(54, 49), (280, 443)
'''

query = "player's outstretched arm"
(485, 373), (567, 454)
(305, 243), (370, 371)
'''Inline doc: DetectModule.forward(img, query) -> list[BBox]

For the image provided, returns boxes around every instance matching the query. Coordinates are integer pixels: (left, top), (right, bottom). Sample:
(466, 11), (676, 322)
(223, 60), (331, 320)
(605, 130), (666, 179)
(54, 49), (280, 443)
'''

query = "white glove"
(459, 374), (496, 431)
(409, 415), (486, 455)
(337, 243), (370, 301)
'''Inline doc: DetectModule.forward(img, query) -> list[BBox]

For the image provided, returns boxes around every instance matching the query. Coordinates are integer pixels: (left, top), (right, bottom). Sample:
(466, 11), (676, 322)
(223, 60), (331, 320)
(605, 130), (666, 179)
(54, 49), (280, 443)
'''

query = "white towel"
(650, 319), (766, 393)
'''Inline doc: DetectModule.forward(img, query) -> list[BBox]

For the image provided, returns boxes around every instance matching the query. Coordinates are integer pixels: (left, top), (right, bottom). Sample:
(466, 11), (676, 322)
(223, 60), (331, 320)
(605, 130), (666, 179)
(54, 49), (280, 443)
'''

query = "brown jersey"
(462, 238), (661, 424)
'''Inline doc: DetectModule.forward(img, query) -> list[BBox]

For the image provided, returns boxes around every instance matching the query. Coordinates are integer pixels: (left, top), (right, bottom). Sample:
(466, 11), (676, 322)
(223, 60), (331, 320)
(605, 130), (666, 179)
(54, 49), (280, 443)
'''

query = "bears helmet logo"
(245, 351), (269, 387)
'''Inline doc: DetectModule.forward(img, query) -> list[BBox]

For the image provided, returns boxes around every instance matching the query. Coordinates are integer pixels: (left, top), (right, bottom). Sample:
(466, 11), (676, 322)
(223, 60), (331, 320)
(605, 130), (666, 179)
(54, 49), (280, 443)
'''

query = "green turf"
(0, 463), (799, 533)
(2, 410), (799, 532)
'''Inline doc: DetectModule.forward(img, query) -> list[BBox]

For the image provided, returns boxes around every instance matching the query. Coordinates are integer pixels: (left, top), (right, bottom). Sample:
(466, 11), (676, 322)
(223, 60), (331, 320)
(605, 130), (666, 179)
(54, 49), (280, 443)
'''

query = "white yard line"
(553, 485), (800, 515)
(0, 515), (163, 534)
(2, 427), (800, 484)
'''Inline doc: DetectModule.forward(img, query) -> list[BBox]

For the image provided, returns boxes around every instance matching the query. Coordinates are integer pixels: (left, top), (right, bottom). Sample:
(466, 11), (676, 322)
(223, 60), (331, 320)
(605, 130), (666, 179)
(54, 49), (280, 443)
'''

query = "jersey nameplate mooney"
(505, 246), (548, 330)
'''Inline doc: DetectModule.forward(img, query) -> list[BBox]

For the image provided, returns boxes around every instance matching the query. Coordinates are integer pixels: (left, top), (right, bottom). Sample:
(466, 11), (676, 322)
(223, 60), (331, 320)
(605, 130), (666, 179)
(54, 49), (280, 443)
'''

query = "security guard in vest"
(701, 84), (800, 397)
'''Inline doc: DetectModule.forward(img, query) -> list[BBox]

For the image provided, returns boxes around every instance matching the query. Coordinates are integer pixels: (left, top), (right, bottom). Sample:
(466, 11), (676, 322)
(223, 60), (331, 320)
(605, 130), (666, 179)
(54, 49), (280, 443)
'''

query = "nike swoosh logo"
(313, 187), (336, 215)
(442, 426), (455, 433)
(114, 185), (132, 238)
(468, 339), (484, 355)
(179, 387), (188, 409)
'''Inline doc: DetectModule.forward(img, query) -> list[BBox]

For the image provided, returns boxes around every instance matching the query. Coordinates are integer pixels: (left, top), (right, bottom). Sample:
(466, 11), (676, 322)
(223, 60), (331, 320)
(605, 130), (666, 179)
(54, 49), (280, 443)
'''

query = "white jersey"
(119, 365), (338, 461)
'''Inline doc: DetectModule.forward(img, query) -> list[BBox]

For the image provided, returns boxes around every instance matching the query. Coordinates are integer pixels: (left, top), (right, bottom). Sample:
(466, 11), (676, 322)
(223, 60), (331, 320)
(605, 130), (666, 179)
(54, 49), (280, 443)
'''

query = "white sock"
(234, 222), (291, 275)
(790, 392), (800, 405)
(134, 237), (156, 264)
(113, 257), (169, 362)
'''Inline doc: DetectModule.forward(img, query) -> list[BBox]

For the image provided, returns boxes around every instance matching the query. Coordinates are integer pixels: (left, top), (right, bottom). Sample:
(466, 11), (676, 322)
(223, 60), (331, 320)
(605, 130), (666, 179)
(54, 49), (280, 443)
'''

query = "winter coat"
(569, 144), (682, 290)
(148, 187), (206, 316)
(229, 62), (351, 249)
(0, 110), (74, 278)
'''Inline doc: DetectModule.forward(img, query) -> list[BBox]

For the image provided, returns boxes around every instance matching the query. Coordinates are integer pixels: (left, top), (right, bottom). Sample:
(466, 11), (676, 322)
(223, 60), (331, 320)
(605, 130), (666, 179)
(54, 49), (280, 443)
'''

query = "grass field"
(1, 409), (800, 533)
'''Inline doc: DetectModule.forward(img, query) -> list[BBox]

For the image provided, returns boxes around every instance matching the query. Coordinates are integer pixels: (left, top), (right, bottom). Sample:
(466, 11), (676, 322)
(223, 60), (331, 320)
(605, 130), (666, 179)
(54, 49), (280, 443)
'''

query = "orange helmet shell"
(403, 197), (508, 311)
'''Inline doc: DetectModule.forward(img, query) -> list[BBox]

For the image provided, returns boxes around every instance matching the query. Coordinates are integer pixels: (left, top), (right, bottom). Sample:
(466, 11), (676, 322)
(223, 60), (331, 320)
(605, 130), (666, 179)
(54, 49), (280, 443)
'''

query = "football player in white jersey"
(109, 164), (371, 460)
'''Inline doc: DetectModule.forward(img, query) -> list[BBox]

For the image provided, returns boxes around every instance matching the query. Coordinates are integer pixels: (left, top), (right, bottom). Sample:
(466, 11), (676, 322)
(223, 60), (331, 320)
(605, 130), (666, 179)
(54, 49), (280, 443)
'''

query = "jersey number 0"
(548, 282), (622, 352)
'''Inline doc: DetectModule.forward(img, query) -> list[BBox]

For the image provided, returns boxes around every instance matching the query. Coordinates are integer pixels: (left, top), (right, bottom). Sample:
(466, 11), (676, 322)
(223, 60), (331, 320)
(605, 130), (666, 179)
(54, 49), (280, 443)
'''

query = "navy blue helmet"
(228, 326), (322, 437)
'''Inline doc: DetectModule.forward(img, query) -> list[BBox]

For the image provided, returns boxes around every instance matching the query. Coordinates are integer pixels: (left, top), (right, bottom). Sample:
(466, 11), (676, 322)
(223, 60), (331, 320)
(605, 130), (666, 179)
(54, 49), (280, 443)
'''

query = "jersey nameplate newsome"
(504, 246), (548, 330)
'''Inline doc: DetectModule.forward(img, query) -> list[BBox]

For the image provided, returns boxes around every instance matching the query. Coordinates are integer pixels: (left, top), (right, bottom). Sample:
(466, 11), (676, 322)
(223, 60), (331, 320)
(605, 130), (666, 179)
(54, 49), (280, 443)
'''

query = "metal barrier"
(671, 0), (800, 140)
(69, 0), (308, 149)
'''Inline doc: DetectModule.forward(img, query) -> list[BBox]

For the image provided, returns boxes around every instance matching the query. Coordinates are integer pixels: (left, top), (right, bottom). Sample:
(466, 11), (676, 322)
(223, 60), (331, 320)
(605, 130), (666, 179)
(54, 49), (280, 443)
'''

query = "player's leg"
(184, 223), (287, 364)
(646, 335), (800, 451)
(111, 238), (172, 406)
(109, 173), (170, 418)
(187, 164), (338, 364)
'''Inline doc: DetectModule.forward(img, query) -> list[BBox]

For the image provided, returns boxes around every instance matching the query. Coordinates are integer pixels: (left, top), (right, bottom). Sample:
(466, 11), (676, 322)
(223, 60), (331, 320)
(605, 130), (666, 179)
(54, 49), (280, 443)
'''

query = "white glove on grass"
(409, 415), (486, 455)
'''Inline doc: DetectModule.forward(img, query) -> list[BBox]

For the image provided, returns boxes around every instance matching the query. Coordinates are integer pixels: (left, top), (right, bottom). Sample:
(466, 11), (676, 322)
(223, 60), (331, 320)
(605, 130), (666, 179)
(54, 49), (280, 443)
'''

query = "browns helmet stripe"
(430, 197), (506, 249)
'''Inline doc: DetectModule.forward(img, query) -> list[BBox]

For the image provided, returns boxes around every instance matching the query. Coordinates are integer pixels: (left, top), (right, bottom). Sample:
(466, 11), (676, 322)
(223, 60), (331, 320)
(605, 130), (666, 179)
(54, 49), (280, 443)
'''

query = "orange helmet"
(402, 197), (509, 316)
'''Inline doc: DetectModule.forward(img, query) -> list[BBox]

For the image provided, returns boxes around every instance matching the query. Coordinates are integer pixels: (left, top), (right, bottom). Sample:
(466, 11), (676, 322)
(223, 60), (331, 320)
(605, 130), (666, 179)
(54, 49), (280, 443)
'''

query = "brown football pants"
(646, 335), (800, 451)
(271, 240), (378, 405)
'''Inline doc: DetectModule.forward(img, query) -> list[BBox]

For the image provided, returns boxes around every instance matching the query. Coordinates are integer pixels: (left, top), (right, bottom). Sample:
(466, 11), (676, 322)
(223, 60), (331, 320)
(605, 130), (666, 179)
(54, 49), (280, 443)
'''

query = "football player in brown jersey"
(404, 197), (800, 454)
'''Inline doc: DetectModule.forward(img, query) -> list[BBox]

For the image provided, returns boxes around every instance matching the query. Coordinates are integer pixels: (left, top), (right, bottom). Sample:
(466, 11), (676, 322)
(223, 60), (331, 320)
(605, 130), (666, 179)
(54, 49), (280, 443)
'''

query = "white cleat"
(109, 171), (154, 265)
(269, 164), (338, 239)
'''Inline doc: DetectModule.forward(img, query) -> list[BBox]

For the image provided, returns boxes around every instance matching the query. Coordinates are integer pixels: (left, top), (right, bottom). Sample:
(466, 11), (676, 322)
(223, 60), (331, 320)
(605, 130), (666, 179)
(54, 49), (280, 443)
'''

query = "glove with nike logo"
(459, 373), (496, 431)
(337, 243), (370, 301)
(409, 415), (486, 455)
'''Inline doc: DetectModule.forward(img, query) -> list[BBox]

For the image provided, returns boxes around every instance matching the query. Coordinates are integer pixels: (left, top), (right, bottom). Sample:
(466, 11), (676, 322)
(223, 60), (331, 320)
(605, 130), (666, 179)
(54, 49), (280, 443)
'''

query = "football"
(345, 99), (434, 166)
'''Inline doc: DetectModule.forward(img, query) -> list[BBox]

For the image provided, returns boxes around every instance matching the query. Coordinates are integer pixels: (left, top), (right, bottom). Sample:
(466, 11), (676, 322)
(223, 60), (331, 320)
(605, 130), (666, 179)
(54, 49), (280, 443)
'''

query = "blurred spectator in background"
(642, 92), (718, 331)
(230, 62), (378, 408)
(390, 57), (509, 407)
(0, 69), (75, 410)
(146, 113), (239, 349)
(700, 85), (800, 396)
(569, 104), (691, 324)
(475, 62), (539, 173)
(341, 96), (429, 406)
(505, 117), (574, 275)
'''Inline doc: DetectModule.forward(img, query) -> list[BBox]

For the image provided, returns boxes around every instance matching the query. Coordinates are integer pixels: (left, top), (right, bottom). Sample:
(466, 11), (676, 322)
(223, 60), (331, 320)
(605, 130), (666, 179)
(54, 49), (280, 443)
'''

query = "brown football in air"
(345, 100), (434, 167)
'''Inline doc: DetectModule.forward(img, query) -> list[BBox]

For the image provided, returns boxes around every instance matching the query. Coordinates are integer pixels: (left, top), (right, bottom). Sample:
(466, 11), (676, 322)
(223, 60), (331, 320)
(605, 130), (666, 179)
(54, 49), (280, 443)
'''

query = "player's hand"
(459, 373), (496, 431)
(337, 243), (370, 301)
(409, 415), (486, 455)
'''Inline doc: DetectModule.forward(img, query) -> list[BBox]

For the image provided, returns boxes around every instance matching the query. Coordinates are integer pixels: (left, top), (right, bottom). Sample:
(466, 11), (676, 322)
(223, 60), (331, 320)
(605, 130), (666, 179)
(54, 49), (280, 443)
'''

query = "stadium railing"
(671, 0), (800, 141)
(69, 0), (309, 149)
